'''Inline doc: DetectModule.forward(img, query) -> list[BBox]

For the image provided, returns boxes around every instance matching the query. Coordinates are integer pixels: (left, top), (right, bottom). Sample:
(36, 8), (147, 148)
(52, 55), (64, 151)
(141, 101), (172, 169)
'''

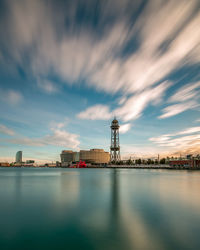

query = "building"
(60, 150), (80, 164)
(60, 149), (110, 165)
(16, 151), (22, 163)
(80, 149), (109, 164)
(0, 162), (10, 167)
(110, 118), (121, 163)
(44, 163), (57, 167)
(169, 158), (200, 168)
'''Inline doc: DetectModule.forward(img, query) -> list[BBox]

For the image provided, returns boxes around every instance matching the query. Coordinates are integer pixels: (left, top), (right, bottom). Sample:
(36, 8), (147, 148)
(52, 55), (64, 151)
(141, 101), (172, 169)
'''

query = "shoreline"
(1, 165), (200, 170)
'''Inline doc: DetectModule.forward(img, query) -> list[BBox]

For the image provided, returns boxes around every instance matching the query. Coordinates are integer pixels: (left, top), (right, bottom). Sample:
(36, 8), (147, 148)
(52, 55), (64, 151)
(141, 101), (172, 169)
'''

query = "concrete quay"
(87, 164), (200, 170)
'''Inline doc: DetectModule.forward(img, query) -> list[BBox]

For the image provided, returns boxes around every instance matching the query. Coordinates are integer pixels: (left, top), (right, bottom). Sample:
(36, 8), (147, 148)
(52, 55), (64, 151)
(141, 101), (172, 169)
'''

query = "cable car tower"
(110, 118), (121, 163)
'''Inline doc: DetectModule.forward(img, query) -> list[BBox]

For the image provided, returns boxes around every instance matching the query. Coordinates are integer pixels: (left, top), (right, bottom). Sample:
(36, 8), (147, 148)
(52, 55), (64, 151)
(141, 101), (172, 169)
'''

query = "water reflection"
(0, 168), (200, 250)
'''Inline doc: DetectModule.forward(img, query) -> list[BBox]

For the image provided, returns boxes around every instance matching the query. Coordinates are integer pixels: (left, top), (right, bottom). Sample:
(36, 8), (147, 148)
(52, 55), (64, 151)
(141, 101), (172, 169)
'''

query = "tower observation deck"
(110, 118), (121, 163)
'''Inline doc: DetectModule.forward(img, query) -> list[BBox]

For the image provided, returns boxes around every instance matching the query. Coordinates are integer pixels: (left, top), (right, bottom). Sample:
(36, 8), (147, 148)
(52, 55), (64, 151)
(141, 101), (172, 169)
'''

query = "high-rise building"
(16, 151), (22, 163)
(110, 118), (120, 163)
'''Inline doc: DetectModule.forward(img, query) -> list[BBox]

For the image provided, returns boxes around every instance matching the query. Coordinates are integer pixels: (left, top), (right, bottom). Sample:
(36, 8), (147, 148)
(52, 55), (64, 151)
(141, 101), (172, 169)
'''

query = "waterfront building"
(60, 150), (80, 164)
(16, 151), (22, 163)
(0, 162), (10, 167)
(169, 158), (200, 168)
(45, 163), (57, 167)
(60, 149), (109, 165)
(80, 149), (110, 164)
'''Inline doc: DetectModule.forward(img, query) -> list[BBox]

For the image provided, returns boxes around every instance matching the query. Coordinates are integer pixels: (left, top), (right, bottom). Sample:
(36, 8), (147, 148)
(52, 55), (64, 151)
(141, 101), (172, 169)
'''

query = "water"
(0, 168), (200, 250)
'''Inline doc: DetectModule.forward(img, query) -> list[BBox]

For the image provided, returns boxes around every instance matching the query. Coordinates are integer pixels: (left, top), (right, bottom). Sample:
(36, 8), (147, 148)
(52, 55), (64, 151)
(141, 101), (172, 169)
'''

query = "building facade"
(60, 150), (78, 163)
(169, 158), (200, 168)
(16, 151), (22, 163)
(0, 162), (10, 167)
(80, 149), (110, 164)
(60, 149), (109, 164)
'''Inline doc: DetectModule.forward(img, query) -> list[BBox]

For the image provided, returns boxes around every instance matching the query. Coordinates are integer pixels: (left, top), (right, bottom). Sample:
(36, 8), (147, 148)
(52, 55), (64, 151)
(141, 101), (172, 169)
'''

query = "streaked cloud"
(178, 126), (200, 135)
(158, 101), (199, 119)
(0, 89), (23, 105)
(78, 81), (171, 122)
(3, 124), (80, 149)
(159, 81), (200, 119)
(149, 126), (200, 155)
(77, 105), (112, 120)
(0, 0), (200, 160)
(116, 81), (171, 122)
(1, 0), (200, 124)
(0, 124), (15, 136)
(37, 79), (59, 94)
(169, 81), (200, 103)
(45, 127), (80, 149)
(119, 123), (131, 134)
(121, 144), (163, 159)
(152, 134), (200, 148)
(1, 0), (199, 96)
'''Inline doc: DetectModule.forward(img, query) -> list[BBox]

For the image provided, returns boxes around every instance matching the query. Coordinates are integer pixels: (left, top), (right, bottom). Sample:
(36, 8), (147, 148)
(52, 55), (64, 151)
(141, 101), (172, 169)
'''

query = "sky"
(0, 0), (200, 163)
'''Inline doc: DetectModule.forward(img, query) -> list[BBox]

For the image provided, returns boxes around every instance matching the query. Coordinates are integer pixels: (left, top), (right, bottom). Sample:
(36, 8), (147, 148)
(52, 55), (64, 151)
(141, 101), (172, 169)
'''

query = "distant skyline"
(0, 0), (200, 163)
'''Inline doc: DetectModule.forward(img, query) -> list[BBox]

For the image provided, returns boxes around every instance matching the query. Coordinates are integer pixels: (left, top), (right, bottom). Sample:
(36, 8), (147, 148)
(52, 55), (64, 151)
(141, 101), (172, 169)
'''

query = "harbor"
(1, 167), (200, 250)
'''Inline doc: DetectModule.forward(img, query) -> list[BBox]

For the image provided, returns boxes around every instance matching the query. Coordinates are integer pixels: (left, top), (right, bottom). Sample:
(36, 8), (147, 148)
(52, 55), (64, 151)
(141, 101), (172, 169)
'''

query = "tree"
(160, 158), (166, 164)
(147, 159), (151, 165)
(142, 159), (146, 164)
(126, 159), (133, 165)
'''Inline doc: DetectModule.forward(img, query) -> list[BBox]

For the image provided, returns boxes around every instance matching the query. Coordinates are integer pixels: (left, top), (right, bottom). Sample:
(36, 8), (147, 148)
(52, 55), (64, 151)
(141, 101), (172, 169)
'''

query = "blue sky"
(0, 0), (200, 162)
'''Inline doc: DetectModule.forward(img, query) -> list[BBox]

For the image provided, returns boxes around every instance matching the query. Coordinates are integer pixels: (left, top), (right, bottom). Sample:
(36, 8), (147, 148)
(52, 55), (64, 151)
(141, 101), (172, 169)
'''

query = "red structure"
(70, 161), (87, 168)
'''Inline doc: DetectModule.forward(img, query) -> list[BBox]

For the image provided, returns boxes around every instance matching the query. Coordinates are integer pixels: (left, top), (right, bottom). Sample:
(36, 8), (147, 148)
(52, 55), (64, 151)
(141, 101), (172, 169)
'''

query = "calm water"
(0, 168), (200, 250)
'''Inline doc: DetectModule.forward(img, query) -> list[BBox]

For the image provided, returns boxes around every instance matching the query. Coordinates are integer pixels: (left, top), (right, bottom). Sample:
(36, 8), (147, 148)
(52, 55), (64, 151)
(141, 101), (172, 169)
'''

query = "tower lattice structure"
(110, 118), (121, 163)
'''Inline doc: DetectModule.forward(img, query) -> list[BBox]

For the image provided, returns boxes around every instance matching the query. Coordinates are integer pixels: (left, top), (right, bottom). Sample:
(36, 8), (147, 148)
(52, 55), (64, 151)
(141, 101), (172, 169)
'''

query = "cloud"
(78, 81), (171, 122)
(149, 125), (200, 155)
(151, 134), (200, 148)
(37, 79), (59, 94)
(116, 81), (171, 122)
(77, 104), (112, 120)
(169, 81), (200, 103)
(178, 126), (200, 135)
(45, 127), (80, 148)
(119, 123), (131, 134)
(0, 89), (23, 105)
(121, 143), (168, 159)
(118, 96), (127, 105)
(9, 137), (44, 147)
(5, 125), (80, 149)
(158, 101), (199, 119)
(49, 119), (69, 129)
(1, 0), (199, 97)
(159, 80), (200, 119)
(1, 0), (200, 147)
(87, 0), (200, 95)
(0, 124), (15, 136)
